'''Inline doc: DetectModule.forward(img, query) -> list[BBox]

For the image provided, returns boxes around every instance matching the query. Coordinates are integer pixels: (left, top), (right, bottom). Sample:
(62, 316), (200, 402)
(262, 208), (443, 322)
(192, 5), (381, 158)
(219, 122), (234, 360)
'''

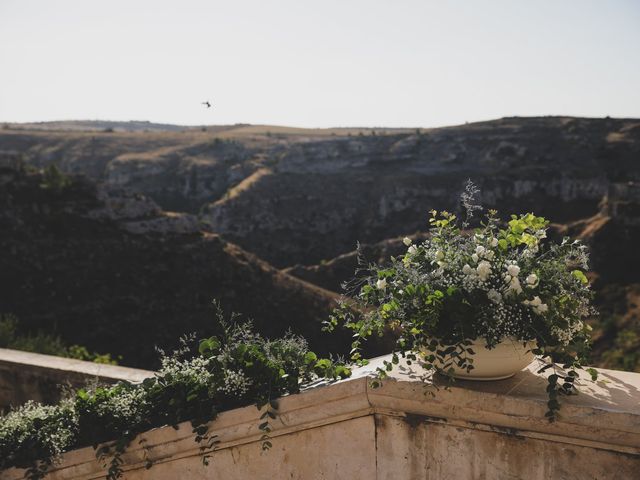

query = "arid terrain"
(1, 116), (639, 370)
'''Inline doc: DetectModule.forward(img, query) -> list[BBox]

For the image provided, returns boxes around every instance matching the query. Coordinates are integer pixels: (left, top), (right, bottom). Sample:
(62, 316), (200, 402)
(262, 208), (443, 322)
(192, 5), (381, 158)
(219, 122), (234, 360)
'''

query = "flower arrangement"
(326, 182), (598, 420)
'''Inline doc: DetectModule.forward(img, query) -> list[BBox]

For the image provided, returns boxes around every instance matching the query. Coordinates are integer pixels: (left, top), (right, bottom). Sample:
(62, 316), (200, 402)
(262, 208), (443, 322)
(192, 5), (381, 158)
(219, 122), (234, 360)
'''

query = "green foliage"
(327, 181), (597, 421)
(600, 326), (640, 372)
(0, 303), (350, 477)
(39, 164), (71, 192)
(0, 314), (117, 365)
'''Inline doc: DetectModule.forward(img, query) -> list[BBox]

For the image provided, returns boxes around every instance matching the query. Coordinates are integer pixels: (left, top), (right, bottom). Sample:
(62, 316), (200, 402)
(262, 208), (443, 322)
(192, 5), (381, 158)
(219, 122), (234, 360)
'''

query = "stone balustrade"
(2, 354), (639, 479)
(0, 348), (153, 410)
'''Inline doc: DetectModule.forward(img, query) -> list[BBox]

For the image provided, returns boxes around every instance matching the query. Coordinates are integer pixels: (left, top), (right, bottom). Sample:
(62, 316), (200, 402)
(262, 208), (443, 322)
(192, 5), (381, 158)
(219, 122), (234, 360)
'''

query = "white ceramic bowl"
(425, 338), (536, 381)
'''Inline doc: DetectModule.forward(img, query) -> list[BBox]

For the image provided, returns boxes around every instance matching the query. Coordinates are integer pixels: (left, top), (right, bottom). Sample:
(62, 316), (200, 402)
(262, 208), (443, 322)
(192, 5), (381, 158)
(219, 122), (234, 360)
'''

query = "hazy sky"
(1, 0), (639, 128)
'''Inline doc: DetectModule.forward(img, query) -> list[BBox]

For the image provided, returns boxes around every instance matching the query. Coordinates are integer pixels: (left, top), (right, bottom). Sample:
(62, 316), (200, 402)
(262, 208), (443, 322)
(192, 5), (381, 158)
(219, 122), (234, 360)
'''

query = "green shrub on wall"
(0, 303), (350, 479)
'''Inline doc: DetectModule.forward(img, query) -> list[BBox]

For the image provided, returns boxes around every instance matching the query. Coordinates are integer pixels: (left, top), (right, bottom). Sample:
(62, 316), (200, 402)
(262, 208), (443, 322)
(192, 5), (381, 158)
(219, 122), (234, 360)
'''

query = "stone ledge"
(0, 348), (153, 409)
(3, 355), (639, 479)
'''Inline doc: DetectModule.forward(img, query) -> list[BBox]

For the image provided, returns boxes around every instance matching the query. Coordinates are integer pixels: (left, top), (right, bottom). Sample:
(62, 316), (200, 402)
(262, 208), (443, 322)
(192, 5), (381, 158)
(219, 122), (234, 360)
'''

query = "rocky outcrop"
(203, 118), (639, 267)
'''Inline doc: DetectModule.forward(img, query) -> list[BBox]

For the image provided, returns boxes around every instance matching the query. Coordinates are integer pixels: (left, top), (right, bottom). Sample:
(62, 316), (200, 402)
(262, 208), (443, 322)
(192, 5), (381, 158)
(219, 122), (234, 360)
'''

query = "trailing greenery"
(0, 314), (118, 365)
(0, 304), (350, 479)
(326, 182), (597, 420)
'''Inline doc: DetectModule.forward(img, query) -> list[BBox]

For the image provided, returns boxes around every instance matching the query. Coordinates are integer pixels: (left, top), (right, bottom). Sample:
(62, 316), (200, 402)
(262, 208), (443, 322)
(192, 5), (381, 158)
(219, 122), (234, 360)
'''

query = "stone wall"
(3, 355), (639, 479)
(0, 348), (152, 410)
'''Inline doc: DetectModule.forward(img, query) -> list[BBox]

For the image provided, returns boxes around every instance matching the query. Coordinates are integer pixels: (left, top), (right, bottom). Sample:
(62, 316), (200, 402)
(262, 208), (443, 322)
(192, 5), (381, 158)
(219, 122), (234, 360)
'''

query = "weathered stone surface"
(4, 355), (638, 479)
(0, 348), (152, 410)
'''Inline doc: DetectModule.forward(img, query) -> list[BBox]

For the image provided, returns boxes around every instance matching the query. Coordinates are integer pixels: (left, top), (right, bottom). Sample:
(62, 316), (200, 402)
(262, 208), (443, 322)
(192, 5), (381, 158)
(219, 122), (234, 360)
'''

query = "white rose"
(471, 253), (479, 263)
(487, 288), (502, 304)
(376, 278), (387, 290)
(403, 237), (412, 246)
(491, 237), (499, 247)
(476, 260), (492, 281)
(462, 264), (473, 275)
(507, 264), (520, 277)
(505, 276), (522, 295)
(408, 245), (418, 255)
(526, 273), (538, 286)
(528, 296), (542, 306)
(475, 246), (486, 256)
(524, 295), (547, 314)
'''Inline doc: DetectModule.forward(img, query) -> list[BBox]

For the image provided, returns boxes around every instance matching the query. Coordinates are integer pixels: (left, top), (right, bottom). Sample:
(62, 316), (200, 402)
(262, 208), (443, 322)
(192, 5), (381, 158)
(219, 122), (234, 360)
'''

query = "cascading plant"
(0, 303), (351, 479)
(325, 181), (598, 420)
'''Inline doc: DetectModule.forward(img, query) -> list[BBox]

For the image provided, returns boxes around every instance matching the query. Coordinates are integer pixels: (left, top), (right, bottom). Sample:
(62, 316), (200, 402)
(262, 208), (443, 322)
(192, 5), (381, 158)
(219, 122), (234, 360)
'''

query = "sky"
(0, 0), (639, 128)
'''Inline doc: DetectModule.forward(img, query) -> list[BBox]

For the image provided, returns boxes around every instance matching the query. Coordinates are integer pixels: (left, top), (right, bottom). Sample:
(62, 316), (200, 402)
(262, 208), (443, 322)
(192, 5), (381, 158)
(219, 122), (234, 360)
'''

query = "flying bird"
(202, 101), (212, 108)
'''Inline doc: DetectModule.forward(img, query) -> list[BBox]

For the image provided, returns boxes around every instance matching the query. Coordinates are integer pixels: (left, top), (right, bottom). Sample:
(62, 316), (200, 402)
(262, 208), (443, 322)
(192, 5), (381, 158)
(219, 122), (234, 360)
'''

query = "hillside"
(0, 163), (346, 368)
(1, 116), (639, 371)
(3, 116), (638, 267)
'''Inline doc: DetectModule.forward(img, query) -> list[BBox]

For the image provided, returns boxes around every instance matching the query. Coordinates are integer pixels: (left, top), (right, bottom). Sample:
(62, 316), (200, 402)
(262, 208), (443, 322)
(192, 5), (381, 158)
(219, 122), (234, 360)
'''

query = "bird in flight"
(202, 101), (212, 108)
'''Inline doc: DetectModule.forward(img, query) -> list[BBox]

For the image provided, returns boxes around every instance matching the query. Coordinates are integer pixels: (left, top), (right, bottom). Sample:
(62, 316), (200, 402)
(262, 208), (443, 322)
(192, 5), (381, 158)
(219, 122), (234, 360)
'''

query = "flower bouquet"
(327, 183), (598, 419)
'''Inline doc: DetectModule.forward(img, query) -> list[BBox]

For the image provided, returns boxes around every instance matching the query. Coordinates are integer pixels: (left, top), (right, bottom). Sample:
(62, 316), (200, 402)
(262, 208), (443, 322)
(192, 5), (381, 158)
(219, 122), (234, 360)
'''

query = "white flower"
(475, 245), (486, 256)
(476, 260), (492, 281)
(536, 229), (547, 239)
(505, 276), (523, 295)
(523, 295), (548, 314)
(507, 263), (520, 277)
(408, 245), (418, 255)
(462, 264), (473, 275)
(471, 253), (479, 263)
(485, 250), (495, 261)
(526, 273), (538, 286)
(490, 237), (499, 248)
(487, 288), (502, 304)
(435, 250), (444, 260)
(403, 237), (412, 246)
(376, 278), (387, 290)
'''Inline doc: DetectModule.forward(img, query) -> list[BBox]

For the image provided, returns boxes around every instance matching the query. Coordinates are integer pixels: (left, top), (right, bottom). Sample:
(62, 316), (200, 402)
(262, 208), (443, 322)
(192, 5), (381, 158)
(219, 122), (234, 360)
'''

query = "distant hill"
(0, 164), (347, 368)
(2, 120), (201, 132)
(3, 116), (638, 267)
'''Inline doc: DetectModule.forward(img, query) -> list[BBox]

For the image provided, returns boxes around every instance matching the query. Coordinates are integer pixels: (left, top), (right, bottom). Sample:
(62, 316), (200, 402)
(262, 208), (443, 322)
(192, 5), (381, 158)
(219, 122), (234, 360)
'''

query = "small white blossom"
(476, 260), (492, 282)
(462, 264), (473, 275)
(403, 237), (412, 246)
(408, 245), (418, 255)
(505, 275), (523, 295)
(485, 250), (495, 261)
(471, 253), (479, 263)
(376, 278), (387, 290)
(507, 263), (520, 277)
(491, 237), (499, 247)
(487, 288), (502, 304)
(526, 273), (538, 286)
(475, 245), (486, 256)
(435, 249), (444, 260)
(523, 296), (548, 314)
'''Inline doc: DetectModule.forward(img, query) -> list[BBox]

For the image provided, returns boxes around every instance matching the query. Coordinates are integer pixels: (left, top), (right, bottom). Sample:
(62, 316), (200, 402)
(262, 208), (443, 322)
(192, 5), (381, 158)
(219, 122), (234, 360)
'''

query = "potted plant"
(326, 183), (597, 419)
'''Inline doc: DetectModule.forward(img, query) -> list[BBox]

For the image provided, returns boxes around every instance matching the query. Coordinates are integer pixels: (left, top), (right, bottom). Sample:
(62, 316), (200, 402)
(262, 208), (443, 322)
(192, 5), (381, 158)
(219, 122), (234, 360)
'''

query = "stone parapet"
(0, 348), (153, 410)
(2, 355), (639, 479)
